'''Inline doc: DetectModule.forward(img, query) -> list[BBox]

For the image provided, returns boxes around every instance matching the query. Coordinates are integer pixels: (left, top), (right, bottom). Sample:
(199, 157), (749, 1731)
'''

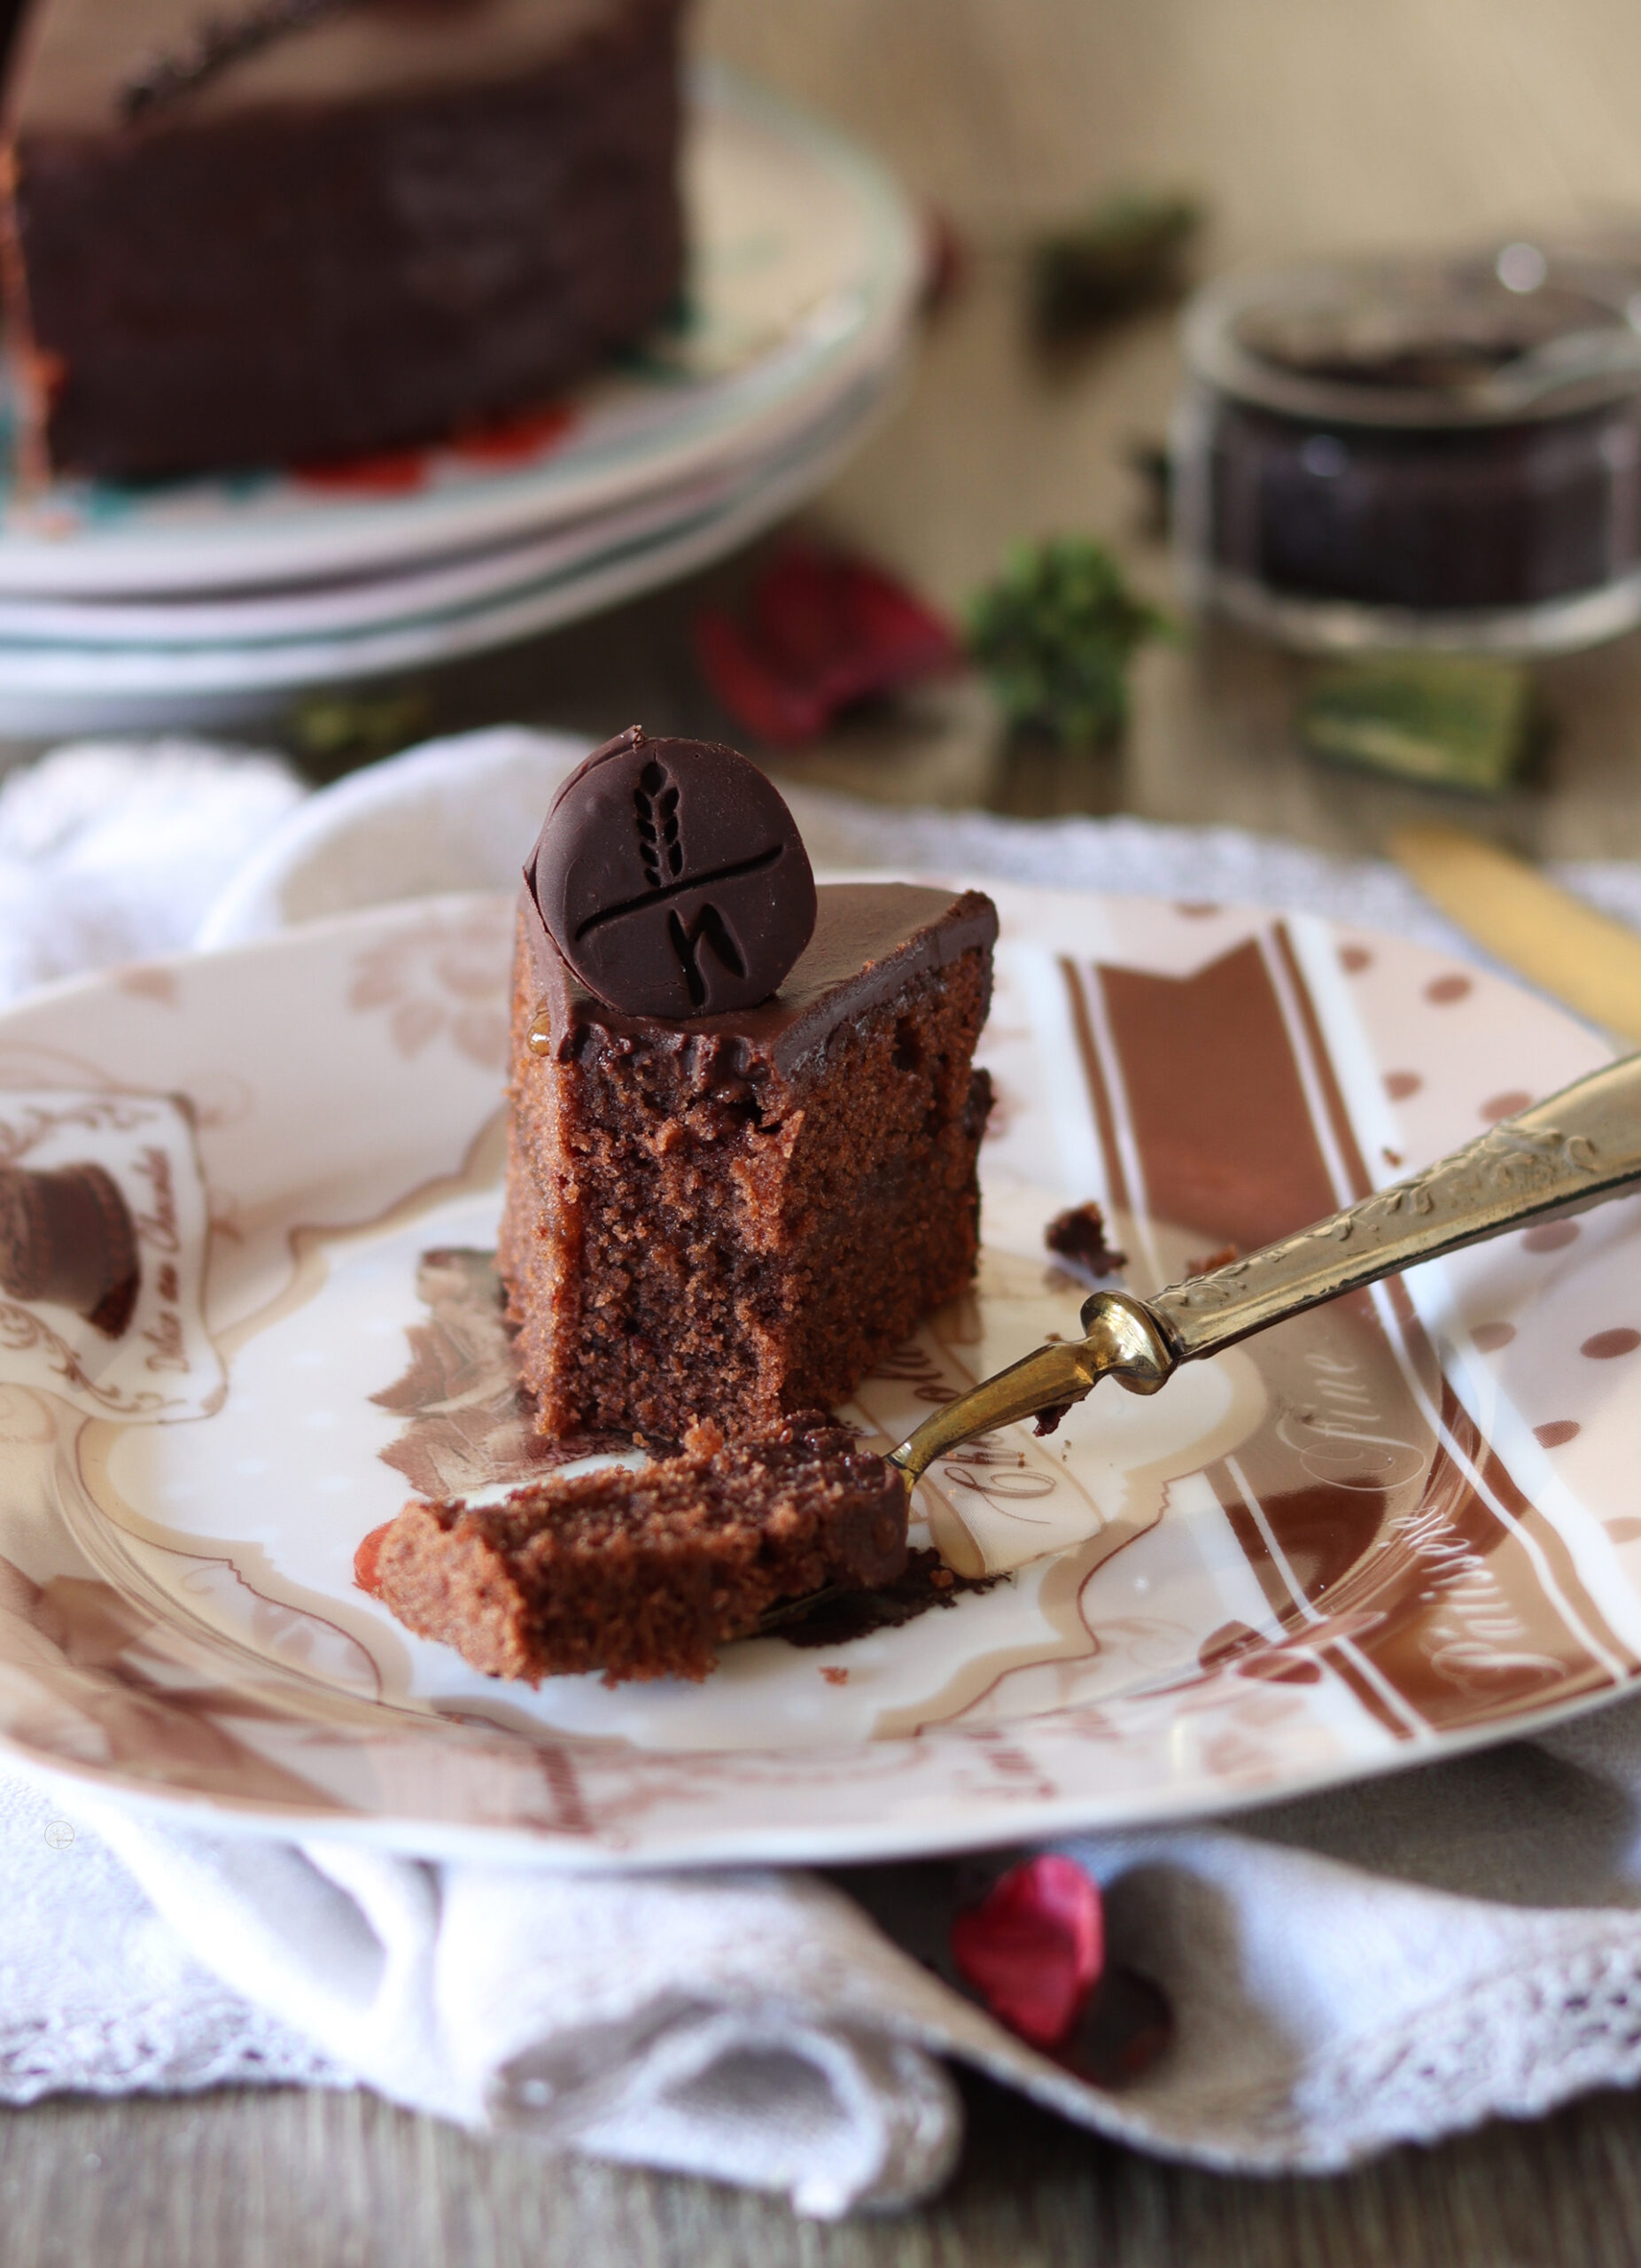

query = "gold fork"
(883, 1050), (1641, 1490)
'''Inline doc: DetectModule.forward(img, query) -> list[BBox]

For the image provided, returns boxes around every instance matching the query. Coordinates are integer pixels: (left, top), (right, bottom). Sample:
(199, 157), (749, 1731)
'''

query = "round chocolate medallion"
(526, 728), (817, 1018)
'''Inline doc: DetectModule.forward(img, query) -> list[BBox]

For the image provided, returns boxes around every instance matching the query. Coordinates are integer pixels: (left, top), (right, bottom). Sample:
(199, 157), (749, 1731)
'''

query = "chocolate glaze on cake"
(374, 1414), (910, 1683)
(519, 875), (997, 1078)
(1, 0), (687, 478)
(502, 876), (998, 1440)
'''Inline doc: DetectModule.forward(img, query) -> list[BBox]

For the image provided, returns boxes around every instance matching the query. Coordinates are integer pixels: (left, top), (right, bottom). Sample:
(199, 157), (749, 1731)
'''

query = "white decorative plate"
(2, 882), (1637, 1866)
(0, 65), (919, 598)
(0, 369), (892, 736)
(0, 400), (846, 647)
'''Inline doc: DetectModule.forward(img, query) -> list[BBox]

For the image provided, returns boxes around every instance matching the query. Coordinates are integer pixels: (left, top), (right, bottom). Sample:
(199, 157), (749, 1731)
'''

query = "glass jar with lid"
(1173, 244), (1641, 652)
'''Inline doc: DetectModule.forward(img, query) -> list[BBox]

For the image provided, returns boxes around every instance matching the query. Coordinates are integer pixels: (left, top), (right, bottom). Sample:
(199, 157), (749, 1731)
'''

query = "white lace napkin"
(9, 726), (1641, 2215)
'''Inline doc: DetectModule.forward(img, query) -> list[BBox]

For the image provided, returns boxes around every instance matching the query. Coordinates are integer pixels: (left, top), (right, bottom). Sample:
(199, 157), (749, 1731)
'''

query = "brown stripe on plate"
(1208, 1456), (1420, 1742)
(1062, 920), (1630, 1734)
(1269, 921), (1374, 1206)
(1274, 930), (1635, 1705)
(1057, 955), (1133, 1217)
(1093, 936), (1343, 1251)
(1277, 920), (1636, 1691)
(1063, 933), (1443, 1733)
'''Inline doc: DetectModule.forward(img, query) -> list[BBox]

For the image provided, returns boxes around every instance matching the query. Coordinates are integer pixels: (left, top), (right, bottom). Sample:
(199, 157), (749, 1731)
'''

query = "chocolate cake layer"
(0, 0), (25, 80)
(2, 0), (686, 478)
(500, 879), (998, 1440)
(375, 1415), (909, 1683)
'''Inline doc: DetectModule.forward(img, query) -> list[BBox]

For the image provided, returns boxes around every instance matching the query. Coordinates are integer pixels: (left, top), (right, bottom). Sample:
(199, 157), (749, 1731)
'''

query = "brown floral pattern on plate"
(371, 1247), (626, 1499)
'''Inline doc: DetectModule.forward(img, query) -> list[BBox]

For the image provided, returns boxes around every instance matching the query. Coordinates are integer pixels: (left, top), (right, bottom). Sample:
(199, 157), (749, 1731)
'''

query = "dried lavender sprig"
(119, 0), (354, 121)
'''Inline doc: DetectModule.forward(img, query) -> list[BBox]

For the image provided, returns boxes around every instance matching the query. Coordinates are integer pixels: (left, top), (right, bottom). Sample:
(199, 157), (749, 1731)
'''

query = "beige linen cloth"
(8, 726), (1641, 2215)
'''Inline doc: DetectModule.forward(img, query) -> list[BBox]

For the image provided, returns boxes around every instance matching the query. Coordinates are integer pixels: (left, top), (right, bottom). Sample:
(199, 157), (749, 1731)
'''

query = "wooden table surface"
(15, 4), (1641, 2262)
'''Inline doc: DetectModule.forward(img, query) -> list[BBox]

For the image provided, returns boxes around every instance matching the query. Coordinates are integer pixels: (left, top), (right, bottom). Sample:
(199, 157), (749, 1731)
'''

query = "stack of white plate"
(0, 66), (922, 738)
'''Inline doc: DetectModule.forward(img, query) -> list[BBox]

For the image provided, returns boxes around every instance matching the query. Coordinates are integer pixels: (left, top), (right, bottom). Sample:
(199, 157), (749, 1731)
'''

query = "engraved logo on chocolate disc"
(526, 728), (817, 1018)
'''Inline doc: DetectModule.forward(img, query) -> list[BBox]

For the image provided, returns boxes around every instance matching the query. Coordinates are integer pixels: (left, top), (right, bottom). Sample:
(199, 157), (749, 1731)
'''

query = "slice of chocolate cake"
(373, 1415), (909, 1682)
(1, 0), (686, 479)
(498, 728), (998, 1441)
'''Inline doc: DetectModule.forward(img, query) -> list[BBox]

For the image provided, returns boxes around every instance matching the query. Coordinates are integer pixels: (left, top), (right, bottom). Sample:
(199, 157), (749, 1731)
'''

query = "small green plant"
(1030, 190), (1203, 339)
(1298, 655), (1538, 793)
(966, 538), (1169, 749)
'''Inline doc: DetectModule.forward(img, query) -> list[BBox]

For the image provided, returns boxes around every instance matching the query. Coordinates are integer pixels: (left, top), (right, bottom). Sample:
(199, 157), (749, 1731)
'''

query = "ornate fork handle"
(1148, 1051), (1641, 1363)
(890, 1051), (1641, 1487)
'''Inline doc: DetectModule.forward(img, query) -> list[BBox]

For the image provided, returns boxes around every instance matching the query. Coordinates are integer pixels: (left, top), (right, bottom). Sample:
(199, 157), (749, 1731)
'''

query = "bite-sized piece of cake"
(1044, 1200), (1127, 1285)
(373, 1415), (909, 1683)
(498, 730), (997, 1441)
(1, 0), (686, 479)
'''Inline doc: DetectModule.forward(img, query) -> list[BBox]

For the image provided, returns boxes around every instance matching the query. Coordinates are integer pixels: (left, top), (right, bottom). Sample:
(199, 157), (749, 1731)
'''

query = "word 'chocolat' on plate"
(0, 1162), (140, 1337)
(526, 726), (817, 1018)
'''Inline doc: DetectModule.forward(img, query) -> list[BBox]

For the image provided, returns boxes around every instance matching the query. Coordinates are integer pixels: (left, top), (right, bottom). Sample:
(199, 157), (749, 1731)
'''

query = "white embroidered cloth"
(8, 726), (1641, 2214)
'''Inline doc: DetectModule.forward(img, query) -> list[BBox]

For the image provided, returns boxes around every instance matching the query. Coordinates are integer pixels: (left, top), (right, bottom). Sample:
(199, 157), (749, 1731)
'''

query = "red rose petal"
(920, 206), (969, 315)
(950, 1853), (1105, 2049)
(695, 541), (959, 747)
(694, 611), (830, 743)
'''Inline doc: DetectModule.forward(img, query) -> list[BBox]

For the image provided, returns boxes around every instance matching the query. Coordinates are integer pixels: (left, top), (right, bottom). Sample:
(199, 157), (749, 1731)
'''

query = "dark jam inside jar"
(1180, 251), (1641, 635)
(1204, 396), (1641, 610)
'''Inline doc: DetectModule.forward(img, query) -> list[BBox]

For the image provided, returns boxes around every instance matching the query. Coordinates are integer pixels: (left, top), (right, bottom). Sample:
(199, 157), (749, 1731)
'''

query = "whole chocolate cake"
(500, 726), (998, 1441)
(0, 0), (687, 479)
